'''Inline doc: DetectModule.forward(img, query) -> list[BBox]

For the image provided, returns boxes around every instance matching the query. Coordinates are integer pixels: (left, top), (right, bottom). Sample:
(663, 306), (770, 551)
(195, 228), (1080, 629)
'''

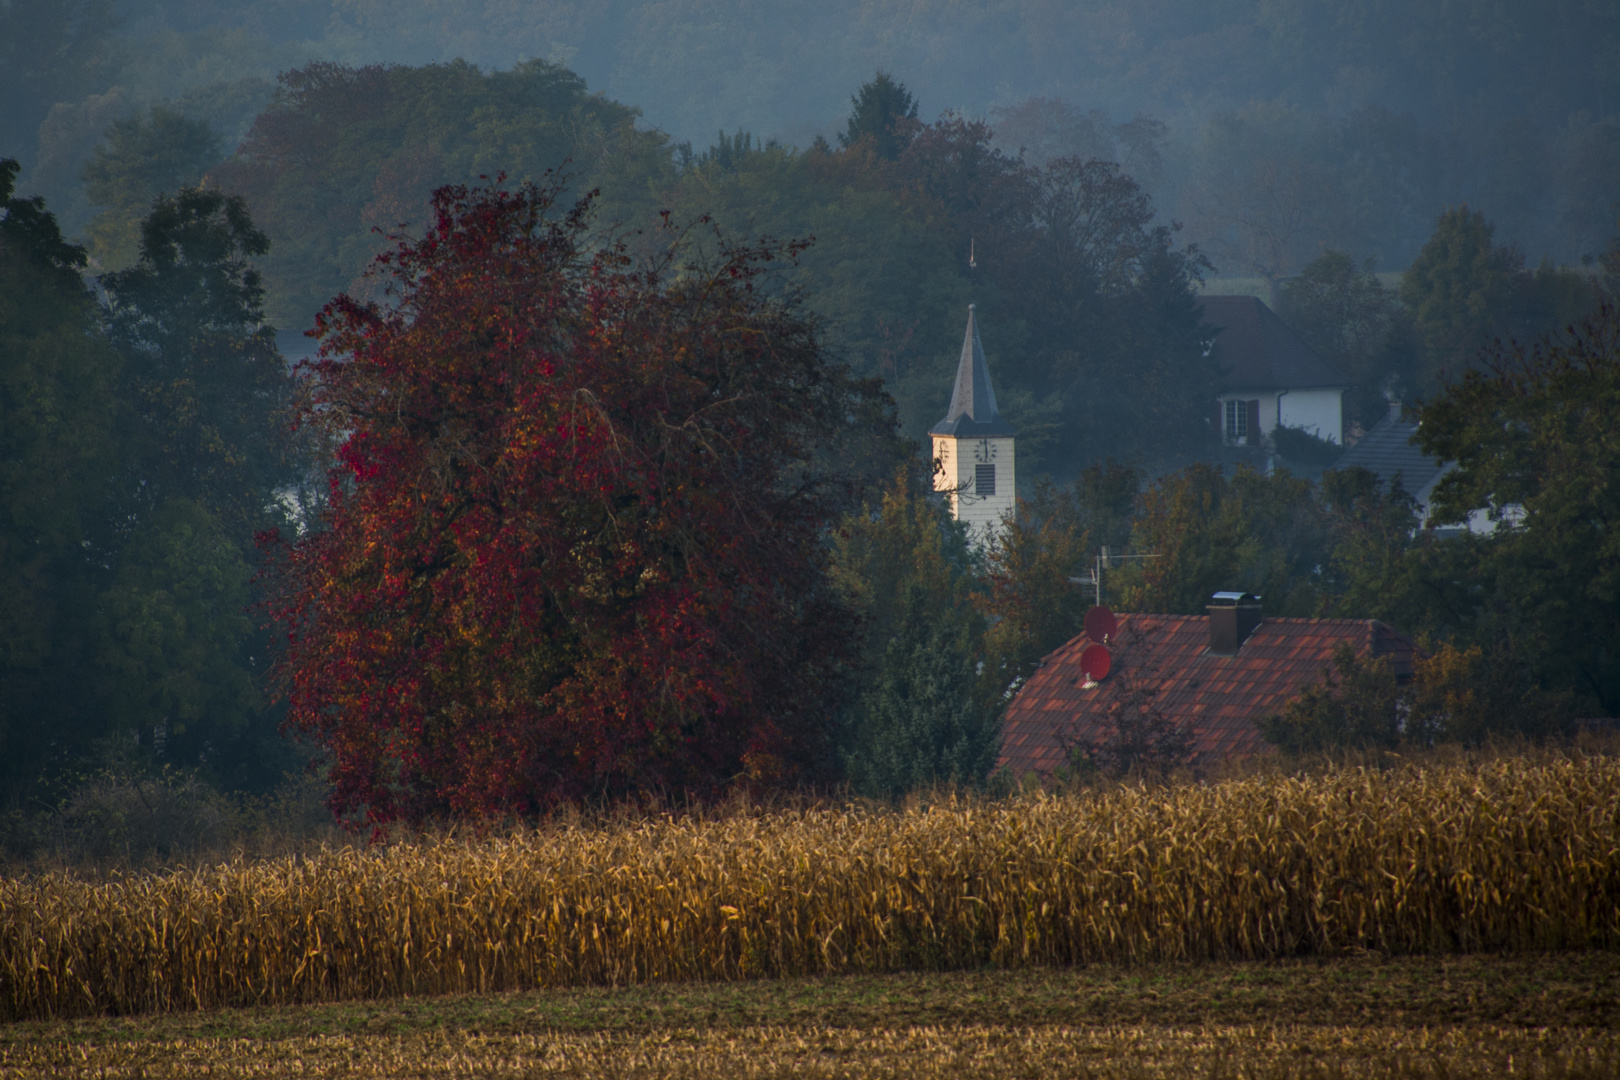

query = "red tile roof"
(998, 613), (1420, 776)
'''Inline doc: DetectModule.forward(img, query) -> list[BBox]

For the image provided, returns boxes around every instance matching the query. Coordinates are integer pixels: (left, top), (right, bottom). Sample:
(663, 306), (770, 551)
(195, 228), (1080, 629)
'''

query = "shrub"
(1271, 424), (1343, 471)
(1260, 641), (1576, 754)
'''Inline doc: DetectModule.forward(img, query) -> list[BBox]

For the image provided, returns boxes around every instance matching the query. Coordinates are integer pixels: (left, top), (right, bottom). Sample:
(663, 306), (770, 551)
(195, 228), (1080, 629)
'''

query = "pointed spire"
(930, 304), (1017, 436)
(948, 304), (998, 420)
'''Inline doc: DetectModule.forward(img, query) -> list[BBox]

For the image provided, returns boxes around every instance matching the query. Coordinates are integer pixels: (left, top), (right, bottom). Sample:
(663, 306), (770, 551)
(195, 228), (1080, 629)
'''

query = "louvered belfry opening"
(1208, 591), (1263, 654)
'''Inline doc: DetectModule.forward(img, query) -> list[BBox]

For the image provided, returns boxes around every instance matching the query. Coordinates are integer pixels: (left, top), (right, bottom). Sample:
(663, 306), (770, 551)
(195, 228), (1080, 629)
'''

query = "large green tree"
(0, 0), (116, 174)
(663, 132), (970, 442)
(81, 107), (224, 270)
(100, 187), (290, 535)
(1400, 206), (1601, 394)
(880, 115), (1216, 473)
(1417, 304), (1620, 716)
(1115, 464), (1328, 617)
(0, 160), (123, 797)
(1400, 207), (1523, 390)
(1011, 155), (1215, 468)
(1181, 105), (1343, 300)
(93, 497), (259, 757)
(0, 170), (276, 798)
(212, 60), (673, 329)
(1279, 250), (1419, 429)
(95, 187), (295, 783)
(850, 584), (997, 797)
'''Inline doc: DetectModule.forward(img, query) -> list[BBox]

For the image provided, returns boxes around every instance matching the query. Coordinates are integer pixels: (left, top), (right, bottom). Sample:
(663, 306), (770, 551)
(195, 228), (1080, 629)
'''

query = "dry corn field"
(3, 757), (1619, 1021)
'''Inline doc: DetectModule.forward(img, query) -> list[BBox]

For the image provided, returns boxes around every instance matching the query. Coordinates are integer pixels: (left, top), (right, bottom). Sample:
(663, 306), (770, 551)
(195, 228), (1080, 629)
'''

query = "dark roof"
(999, 612), (1421, 774)
(1200, 295), (1350, 392)
(1333, 402), (1448, 498)
(930, 305), (1017, 437)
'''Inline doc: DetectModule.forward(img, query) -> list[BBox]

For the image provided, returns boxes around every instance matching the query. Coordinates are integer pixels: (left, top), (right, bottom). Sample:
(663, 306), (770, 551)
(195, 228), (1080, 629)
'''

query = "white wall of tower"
(932, 435), (1016, 545)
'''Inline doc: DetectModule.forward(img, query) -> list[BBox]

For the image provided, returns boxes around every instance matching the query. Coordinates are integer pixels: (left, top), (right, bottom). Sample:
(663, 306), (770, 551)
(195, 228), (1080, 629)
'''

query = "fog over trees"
(5, 0), (1618, 282)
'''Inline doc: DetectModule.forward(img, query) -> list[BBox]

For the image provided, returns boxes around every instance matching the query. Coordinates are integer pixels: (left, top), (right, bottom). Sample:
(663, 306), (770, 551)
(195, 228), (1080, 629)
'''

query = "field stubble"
(1, 756), (1617, 1022)
(6, 1022), (1617, 1079)
(4, 957), (1619, 1078)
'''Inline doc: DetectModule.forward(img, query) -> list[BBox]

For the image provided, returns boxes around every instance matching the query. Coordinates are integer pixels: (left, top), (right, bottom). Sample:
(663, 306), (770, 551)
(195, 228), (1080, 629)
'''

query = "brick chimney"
(1208, 592), (1262, 654)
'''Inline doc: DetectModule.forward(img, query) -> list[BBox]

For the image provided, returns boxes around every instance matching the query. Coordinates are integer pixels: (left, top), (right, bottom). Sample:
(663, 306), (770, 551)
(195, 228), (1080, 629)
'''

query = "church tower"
(930, 305), (1016, 545)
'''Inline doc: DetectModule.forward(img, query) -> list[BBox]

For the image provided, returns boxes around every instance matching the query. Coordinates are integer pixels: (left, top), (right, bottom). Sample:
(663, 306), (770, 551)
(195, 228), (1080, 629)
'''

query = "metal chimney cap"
(1209, 591), (1260, 605)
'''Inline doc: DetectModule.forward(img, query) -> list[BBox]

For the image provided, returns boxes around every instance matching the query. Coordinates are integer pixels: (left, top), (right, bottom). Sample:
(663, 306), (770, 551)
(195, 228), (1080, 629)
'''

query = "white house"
(1200, 295), (1349, 447)
(931, 305), (1017, 546)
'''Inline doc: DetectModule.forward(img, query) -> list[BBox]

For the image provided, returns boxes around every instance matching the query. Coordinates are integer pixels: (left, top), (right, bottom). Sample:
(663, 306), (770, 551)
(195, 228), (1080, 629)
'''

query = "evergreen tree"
(1115, 464), (1328, 617)
(831, 466), (999, 796)
(93, 497), (260, 764)
(213, 60), (674, 328)
(846, 583), (999, 797)
(838, 72), (919, 161)
(1400, 207), (1521, 389)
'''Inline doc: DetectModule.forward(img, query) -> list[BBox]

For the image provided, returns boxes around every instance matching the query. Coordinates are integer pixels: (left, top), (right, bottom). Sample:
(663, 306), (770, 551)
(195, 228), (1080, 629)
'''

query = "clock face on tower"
(973, 438), (997, 463)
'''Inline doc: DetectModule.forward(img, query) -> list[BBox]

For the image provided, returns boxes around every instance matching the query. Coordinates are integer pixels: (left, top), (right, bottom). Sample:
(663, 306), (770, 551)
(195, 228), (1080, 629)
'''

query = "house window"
(975, 463), (996, 496)
(1224, 399), (1247, 441)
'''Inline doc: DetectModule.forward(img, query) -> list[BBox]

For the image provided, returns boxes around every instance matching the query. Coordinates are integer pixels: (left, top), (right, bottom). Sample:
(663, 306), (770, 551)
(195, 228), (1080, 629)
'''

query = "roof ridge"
(998, 607), (1425, 774)
(1198, 294), (1350, 391)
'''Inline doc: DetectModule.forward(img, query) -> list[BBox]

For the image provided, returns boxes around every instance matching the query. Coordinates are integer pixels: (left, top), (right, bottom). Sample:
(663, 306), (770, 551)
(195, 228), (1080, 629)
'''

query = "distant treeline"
(5, 0), (1618, 272)
(36, 61), (1612, 467)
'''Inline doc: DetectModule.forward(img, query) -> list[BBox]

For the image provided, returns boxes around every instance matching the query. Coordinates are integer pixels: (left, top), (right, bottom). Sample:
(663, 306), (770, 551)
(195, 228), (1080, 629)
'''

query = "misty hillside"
(27, 0), (1616, 138)
(5, 0), (1617, 281)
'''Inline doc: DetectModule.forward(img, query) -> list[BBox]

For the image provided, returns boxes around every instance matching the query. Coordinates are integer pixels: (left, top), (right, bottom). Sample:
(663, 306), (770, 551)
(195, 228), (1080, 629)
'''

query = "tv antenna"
(1068, 545), (1160, 607)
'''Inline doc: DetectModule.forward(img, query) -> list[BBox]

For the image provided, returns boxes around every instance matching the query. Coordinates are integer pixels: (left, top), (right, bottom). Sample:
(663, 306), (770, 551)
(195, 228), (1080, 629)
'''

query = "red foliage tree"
(265, 179), (888, 825)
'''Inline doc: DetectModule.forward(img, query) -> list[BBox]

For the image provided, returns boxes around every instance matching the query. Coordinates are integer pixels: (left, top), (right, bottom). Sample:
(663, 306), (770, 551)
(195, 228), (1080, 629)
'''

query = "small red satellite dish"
(1080, 643), (1112, 682)
(1084, 605), (1118, 644)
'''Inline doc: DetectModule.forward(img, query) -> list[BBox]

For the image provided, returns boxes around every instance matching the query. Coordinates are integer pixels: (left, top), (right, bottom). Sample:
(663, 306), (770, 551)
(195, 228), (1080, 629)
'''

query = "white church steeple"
(929, 305), (1016, 545)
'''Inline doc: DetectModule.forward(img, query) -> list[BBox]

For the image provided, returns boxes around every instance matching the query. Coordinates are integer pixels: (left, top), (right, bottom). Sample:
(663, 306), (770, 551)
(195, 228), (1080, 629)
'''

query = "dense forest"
(2, 1), (1618, 828)
(7, 0), (1620, 274)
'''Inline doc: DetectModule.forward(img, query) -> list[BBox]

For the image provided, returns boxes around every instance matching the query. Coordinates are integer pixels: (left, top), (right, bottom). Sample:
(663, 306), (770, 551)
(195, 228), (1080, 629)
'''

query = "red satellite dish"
(1084, 605), (1118, 644)
(1080, 643), (1112, 682)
